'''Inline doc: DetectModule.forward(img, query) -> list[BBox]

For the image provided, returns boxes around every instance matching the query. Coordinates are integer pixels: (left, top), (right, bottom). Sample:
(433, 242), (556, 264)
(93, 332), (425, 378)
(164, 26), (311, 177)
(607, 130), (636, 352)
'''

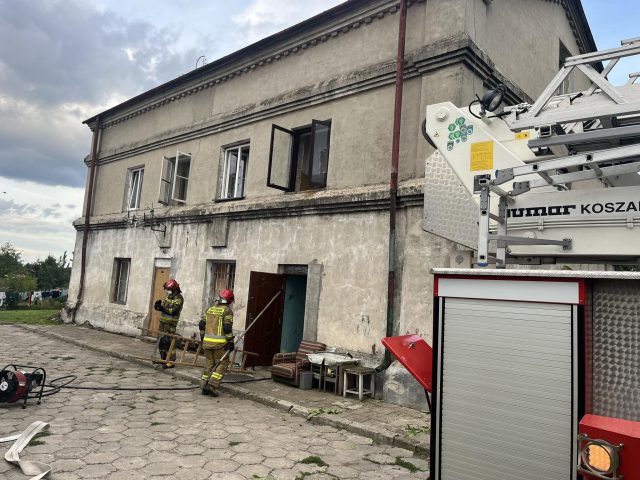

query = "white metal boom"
(424, 38), (640, 267)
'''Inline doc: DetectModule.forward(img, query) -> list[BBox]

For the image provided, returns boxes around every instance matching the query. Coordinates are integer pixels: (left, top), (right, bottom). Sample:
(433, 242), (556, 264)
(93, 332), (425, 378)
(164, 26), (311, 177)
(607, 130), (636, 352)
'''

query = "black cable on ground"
(43, 374), (270, 393)
(222, 377), (271, 384)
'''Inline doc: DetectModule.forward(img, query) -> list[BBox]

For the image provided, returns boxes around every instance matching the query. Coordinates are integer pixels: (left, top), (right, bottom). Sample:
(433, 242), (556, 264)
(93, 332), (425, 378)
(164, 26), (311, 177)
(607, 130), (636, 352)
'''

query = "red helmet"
(219, 289), (234, 304)
(163, 279), (180, 291)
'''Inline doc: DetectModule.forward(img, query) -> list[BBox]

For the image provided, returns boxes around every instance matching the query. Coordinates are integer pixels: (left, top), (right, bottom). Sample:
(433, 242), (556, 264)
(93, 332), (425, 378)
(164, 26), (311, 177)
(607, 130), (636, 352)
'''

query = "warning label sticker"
(470, 141), (494, 171)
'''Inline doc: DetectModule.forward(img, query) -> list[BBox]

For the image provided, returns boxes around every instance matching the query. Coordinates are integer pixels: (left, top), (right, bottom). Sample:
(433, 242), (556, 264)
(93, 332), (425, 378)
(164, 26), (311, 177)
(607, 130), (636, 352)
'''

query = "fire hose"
(0, 421), (51, 480)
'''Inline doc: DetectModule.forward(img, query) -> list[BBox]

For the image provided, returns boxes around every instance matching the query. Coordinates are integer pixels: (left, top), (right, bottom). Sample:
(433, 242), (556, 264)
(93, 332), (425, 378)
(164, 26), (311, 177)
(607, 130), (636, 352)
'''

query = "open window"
(267, 119), (331, 192)
(217, 143), (249, 200)
(159, 151), (191, 204)
(125, 166), (144, 210)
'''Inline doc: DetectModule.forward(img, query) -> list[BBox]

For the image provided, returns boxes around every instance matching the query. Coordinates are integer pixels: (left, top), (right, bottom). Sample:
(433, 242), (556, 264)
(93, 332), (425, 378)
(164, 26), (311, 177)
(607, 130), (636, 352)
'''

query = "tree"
(0, 243), (24, 277)
(25, 252), (71, 290)
(0, 273), (37, 293)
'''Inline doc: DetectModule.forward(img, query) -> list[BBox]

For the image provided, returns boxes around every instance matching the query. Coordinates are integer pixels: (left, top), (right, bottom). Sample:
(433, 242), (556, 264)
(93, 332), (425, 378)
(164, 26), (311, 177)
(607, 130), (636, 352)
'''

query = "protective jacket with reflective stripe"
(203, 304), (233, 350)
(160, 292), (184, 324)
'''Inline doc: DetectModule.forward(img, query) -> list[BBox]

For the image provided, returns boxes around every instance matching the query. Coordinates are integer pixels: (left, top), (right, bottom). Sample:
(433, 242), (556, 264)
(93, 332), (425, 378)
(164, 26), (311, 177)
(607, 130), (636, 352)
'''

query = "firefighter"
(153, 279), (184, 369)
(200, 289), (235, 397)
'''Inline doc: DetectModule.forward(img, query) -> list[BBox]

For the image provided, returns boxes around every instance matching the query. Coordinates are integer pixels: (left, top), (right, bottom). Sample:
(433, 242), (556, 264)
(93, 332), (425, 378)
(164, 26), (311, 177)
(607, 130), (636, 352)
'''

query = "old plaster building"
(69, 0), (596, 408)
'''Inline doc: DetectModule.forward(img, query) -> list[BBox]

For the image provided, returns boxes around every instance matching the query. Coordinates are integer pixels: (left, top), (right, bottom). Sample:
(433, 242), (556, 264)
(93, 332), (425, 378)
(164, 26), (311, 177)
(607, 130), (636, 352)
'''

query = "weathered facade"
(69, 0), (596, 408)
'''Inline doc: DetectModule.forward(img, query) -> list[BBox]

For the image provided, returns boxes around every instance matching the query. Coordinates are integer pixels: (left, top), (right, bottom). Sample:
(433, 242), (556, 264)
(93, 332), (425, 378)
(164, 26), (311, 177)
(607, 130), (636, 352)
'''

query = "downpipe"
(74, 116), (101, 322)
(376, 0), (407, 373)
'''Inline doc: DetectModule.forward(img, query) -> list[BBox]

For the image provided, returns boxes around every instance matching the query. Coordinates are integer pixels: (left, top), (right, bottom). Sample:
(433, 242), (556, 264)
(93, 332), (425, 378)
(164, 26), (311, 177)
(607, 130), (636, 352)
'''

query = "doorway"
(281, 274), (307, 353)
(145, 266), (170, 335)
(243, 267), (308, 367)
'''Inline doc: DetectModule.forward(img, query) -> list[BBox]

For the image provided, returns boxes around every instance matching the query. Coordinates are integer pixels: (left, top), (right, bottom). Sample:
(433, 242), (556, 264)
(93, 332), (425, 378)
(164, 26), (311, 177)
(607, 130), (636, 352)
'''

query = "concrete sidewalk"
(16, 323), (431, 458)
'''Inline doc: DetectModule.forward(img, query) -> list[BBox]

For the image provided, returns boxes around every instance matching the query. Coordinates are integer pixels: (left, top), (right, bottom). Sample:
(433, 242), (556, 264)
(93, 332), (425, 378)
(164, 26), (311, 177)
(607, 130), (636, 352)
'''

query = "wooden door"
(146, 266), (170, 336)
(243, 271), (285, 367)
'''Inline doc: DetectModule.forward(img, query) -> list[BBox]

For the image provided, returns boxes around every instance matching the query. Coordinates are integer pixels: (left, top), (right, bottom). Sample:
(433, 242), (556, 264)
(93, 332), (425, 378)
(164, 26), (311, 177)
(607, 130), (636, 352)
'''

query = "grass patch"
(395, 457), (420, 473)
(228, 441), (241, 447)
(307, 407), (343, 420)
(300, 456), (327, 467)
(0, 309), (61, 325)
(27, 431), (51, 447)
(405, 424), (430, 437)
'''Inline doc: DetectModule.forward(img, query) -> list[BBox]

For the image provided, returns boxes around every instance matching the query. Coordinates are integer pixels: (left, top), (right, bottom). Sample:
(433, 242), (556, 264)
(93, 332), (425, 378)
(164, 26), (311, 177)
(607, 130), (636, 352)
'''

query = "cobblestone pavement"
(0, 325), (429, 479)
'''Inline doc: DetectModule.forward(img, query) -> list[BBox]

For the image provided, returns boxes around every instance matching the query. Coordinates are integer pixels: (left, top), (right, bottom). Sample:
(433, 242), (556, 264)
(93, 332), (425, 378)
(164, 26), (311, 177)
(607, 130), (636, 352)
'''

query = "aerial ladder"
(424, 37), (640, 268)
(422, 39), (640, 480)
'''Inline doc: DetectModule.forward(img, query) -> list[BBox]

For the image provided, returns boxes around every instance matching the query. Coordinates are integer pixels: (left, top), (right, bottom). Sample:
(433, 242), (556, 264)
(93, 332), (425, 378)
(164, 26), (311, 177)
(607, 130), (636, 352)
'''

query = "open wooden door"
(146, 266), (170, 336)
(243, 271), (285, 367)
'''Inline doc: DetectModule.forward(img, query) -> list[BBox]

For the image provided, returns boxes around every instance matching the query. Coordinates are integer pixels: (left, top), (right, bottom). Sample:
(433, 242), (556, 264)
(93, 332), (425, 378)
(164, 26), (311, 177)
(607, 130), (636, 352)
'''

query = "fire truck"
(422, 38), (640, 480)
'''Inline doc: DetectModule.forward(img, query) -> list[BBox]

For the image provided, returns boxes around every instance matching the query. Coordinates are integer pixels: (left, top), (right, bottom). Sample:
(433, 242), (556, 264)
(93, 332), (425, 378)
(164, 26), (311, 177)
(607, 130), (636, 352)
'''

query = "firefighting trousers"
(158, 321), (177, 363)
(201, 347), (230, 392)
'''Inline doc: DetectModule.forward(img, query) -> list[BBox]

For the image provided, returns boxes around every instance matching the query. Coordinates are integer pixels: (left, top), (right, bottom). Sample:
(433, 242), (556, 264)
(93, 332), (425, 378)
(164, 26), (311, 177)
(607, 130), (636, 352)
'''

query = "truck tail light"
(577, 434), (622, 479)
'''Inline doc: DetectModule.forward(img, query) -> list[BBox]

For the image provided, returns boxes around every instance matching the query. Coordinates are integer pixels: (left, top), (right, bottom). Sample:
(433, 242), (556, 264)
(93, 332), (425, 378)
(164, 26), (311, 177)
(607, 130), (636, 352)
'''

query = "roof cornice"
(84, 0), (426, 130)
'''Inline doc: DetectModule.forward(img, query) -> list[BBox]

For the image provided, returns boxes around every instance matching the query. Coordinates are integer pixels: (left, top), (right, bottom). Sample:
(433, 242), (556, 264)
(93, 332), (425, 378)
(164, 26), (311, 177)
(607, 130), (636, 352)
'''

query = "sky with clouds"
(0, 0), (637, 262)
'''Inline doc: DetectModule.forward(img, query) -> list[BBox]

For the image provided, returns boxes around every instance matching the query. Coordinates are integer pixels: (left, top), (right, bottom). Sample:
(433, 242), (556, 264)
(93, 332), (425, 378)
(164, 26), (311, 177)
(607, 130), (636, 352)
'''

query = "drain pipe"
(376, 0), (407, 373)
(75, 116), (101, 317)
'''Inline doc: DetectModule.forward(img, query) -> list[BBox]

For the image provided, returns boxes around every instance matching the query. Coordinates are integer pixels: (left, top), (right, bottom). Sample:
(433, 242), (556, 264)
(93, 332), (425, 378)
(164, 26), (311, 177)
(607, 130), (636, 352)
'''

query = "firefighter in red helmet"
(153, 279), (184, 369)
(200, 289), (235, 396)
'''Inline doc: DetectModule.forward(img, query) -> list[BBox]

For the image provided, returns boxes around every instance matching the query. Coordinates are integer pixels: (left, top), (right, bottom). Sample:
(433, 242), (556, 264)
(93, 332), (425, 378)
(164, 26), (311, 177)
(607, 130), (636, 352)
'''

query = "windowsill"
(214, 196), (246, 203)
(290, 188), (326, 194)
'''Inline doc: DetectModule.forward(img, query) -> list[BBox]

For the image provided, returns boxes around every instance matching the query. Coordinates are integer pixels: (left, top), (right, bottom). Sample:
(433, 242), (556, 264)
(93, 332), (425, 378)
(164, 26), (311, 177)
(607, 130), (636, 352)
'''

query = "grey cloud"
(0, 197), (68, 220)
(0, 198), (38, 215)
(0, 0), (205, 187)
(0, 0), (199, 107)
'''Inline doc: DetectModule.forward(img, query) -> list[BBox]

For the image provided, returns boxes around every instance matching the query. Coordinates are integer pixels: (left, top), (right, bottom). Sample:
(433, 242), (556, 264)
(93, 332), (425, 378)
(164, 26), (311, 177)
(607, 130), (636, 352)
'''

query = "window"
(159, 151), (191, 204)
(558, 41), (574, 95)
(126, 167), (144, 210)
(207, 261), (235, 305)
(267, 119), (331, 192)
(218, 144), (249, 200)
(112, 258), (131, 304)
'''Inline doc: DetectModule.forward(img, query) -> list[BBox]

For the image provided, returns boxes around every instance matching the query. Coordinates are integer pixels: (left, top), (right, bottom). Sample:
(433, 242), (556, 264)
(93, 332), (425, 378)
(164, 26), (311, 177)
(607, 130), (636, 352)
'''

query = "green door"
(280, 275), (307, 353)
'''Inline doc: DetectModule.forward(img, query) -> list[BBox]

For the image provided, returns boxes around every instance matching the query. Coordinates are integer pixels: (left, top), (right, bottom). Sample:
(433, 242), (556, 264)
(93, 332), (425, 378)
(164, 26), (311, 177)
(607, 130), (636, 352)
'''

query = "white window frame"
(220, 144), (249, 200)
(112, 258), (131, 304)
(126, 167), (144, 210)
(159, 151), (190, 204)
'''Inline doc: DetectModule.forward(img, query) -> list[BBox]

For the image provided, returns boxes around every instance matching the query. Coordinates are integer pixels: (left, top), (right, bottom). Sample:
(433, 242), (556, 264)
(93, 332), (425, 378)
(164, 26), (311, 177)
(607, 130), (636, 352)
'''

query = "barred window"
(207, 261), (235, 306)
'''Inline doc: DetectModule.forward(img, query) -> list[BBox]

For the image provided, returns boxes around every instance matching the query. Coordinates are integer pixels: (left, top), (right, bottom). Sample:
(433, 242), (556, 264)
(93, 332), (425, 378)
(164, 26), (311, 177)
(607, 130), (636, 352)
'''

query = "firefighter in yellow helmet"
(153, 279), (184, 369)
(200, 289), (235, 397)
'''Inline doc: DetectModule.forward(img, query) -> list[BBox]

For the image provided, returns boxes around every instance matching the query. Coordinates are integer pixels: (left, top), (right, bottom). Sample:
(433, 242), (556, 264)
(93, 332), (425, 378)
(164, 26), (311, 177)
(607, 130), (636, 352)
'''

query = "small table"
(322, 361), (358, 394)
(308, 360), (358, 395)
(343, 366), (376, 401)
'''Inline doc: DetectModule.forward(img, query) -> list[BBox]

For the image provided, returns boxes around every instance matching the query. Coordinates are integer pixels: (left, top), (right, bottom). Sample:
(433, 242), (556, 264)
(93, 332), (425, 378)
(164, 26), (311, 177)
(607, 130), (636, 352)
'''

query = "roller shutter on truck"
(433, 276), (579, 480)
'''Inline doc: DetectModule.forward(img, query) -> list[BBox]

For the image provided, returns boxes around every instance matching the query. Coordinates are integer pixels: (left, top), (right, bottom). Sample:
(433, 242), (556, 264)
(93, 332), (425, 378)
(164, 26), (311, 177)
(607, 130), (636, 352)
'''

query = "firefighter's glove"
(224, 340), (235, 352)
(198, 319), (206, 332)
(154, 300), (163, 311)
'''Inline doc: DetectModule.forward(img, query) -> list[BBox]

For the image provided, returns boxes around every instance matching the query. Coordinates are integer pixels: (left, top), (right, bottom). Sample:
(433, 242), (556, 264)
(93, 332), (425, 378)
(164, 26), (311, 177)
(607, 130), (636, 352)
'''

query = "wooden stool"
(343, 366), (375, 401)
